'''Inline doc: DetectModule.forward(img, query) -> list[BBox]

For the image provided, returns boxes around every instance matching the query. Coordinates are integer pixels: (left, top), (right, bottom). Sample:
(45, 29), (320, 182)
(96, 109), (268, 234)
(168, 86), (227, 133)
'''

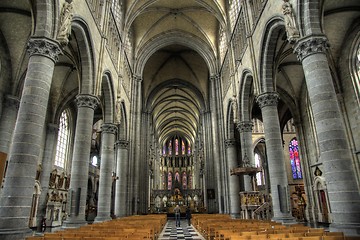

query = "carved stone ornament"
(115, 140), (129, 149)
(224, 139), (236, 148)
(256, 92), (279, 109)
(282, 0), (300, 44)
(115, 98), (122, 124)
(236, 121), (253, 133)
(101, 123), (118, 135)
(57, 0), (74, 46)
(75, 94), (99, 109)
(294, 35), (330, 62)
(231, 96), (239, 123)
(27, 37), (62, 62)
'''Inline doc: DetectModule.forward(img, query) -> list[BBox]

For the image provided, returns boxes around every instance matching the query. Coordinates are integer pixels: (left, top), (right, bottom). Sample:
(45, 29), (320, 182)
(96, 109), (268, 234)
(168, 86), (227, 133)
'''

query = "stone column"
(64, 94), (99, 227)
(224, 139), (240, 218)
(209, 75), (222, 213)
(294, 35), (360, 235)
(236, 121), (254, 191)
(0, 37), (61, 240)
(36, 123), (58, 232)
(256, 92), (294, 223)
(114, 140), (129, 217)
(0, 95), (19, 185)
(94, 123), (117, 222)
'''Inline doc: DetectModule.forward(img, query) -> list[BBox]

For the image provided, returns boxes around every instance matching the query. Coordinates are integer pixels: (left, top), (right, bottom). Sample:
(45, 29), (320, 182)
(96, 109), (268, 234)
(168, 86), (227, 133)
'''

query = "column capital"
(115, 140), (129, 149)
(224, 139), (236, 148)
(293, 35), (330, 62)
(236, 121), (253, 133)
(27, 37), (62, 62)
(75, 94), (100, 110)
(256, 92), (279, 108)
(209, 74), (220, 82)
(101, 123), (118, 135)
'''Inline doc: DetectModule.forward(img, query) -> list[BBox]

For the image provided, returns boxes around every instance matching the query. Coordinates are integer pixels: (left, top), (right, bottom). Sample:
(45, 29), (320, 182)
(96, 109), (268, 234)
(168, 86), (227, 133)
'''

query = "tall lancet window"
(175, 138), (179, 155)
(168, 172), (172, 190)
(182, 171), (187, 190)
(289, 138), (303, 179)
(54, 110), (70, 168)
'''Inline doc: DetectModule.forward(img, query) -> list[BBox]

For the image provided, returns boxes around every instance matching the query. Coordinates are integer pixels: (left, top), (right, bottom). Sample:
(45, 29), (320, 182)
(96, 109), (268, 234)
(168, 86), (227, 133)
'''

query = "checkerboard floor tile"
(158, 219), (205, 240)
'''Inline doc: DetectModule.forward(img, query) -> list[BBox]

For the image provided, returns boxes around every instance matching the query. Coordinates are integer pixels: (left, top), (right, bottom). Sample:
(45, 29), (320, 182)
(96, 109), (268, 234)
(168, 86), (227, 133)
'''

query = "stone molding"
(256, 92), (279, 108)
(115, 140), (129, 149)
(133, 75), (143, 82)
(101, 123), (118, 135)
(236, 121), (253, 133)
(294, 35), (330, 62)
(75, 94), (99, 109)
(224, 139), (236, 148)
(4, 95), (20, 109)
(27, 37), (62, 62)
(47, 123), (59, 133)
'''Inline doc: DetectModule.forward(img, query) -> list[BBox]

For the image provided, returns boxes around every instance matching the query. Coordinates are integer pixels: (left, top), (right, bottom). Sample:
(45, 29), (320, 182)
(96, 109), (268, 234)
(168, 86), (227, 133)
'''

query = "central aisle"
(158, 219), (205, 240)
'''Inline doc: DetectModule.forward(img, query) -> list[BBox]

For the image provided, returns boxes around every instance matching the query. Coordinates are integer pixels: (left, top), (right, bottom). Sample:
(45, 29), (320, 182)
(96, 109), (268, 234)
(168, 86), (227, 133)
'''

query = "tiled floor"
(158, 219), (205, 240)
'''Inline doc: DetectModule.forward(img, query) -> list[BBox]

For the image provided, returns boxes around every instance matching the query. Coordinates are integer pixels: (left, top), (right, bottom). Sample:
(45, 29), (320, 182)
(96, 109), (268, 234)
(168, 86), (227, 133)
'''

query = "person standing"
(185, 207), (192, 226)
(174, 205), (181, 227)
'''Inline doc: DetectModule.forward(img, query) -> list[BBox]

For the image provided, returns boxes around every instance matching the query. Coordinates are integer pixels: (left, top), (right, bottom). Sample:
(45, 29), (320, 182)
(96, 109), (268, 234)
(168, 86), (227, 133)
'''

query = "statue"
(231, 95), (239, 123)
(57, 0), (74, 46)
(282, 0), (300, 44)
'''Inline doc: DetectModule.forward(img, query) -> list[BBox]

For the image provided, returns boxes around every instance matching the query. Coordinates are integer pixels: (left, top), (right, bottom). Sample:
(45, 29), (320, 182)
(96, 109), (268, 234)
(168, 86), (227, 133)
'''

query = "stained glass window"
(182, 172), (187, 189)
(187, 144), (191, 154)
(168, 172), (172, 190)
(254, 153), (263, 185)
(175, 138), (179, 155)
(163, 145), (166, 155)
(175, 171), (180, 182)
(182, 140), (185, 155)
(188, 172), (192, 188)
(289, 138), (303, 179)
(168, 140), (172, 155)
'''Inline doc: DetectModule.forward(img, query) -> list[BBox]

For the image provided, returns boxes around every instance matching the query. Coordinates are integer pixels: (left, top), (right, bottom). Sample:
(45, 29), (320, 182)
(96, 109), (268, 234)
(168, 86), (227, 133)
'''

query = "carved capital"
(224, 139), (236, 148)
(75, 94), (99, 110)
(294, 35), (329, 62)
(256, 92), (279, 108)
(101, 123), (118, 135)
(133, 75), (143, 82)
(27, 37), (62, 62)
(209, 74), (220, 82)
(115, 140), (129, 149)
(236, 121), (253, 133)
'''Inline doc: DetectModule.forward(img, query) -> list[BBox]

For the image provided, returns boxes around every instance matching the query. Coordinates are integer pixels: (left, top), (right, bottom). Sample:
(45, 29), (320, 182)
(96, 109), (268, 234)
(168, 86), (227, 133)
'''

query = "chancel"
(0, 0), (359, 240)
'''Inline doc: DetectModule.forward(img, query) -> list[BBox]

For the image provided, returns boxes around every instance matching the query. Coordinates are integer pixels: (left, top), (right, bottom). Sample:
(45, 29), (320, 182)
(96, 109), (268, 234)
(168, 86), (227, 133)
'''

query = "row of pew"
(191, 214), (356, 240)
(26, 214), (167, 240)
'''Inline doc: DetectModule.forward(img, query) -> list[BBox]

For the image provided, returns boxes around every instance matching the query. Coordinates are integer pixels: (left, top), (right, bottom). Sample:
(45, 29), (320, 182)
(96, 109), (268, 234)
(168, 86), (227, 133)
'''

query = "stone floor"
(158, 219), (205, 240)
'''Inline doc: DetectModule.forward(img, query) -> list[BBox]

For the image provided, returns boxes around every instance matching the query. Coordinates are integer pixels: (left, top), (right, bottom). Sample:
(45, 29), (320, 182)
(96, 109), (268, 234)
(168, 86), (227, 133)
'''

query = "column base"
(62, 219), (88, 229)
(272, 215), (297, 224)
(230, 213), (241, 219)
(330, 223), (360, 237)
(93, 216), (112, 223)
(0, 228), (33, 240)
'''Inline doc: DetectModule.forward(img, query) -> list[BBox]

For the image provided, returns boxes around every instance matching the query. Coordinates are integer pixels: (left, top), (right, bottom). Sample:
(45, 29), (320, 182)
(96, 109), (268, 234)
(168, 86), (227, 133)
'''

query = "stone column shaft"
(114, 140), (129, 217)
(0, 37), (61, 239)
(0, 96), (19, 186)
(65, 94), (99, 227)
(237, 121), (254, 191)
(225, 139), (240, 218)
(256, 92), (294, 223)
(295, 35), (360, 234)
(36, 123), (58, 232)
(94, 123), (117, 222)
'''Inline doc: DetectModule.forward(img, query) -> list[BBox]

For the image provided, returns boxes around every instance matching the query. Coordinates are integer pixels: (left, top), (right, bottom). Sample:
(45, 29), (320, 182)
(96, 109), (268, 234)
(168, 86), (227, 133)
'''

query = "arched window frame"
(54, 110), (70, 168)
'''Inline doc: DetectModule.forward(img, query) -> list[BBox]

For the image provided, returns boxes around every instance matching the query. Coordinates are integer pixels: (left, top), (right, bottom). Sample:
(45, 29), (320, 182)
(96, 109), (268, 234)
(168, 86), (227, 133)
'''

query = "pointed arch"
(101, 71), (116, 123)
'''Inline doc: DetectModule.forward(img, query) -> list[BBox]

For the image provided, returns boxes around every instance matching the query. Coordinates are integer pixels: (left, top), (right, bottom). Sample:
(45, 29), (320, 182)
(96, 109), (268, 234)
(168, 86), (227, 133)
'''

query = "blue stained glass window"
(289, 138), (302, 179)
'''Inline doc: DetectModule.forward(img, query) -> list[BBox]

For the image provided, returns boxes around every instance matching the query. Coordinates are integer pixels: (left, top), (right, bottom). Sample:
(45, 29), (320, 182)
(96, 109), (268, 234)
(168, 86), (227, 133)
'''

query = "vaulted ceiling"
(124, 0), (226, 146)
